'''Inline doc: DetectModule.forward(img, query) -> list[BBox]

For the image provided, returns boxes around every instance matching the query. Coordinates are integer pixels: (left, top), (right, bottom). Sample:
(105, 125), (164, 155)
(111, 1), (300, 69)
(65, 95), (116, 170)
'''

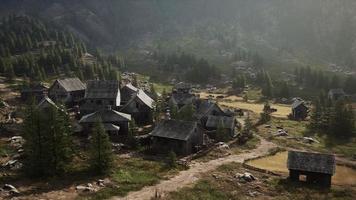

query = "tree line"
(0, 15), (121, 82)
(23, 103), (113, 177)
(308, 94), (355, 141)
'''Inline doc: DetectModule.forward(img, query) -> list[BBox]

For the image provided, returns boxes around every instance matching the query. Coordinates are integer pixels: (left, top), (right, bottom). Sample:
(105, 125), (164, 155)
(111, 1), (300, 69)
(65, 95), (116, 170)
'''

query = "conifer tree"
(89, 119), (113, 174)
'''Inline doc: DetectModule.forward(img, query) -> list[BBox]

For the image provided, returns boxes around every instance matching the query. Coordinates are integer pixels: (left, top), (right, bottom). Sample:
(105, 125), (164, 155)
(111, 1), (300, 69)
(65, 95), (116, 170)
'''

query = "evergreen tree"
(177, 103), (195, 121)
(89, 119), (113, 174)
(261, 72), (273, 98)
(216, 121), (229, 142)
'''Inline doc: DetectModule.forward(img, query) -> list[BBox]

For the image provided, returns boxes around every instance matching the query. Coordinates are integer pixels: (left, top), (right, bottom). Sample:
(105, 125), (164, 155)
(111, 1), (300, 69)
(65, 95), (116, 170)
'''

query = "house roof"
(170, 93), (196, 106)
(205, 115), (235, 130)
(85, 80), (121, 100)
(79, 107), (131, 123)
(196, 99), (225, 116)
(291, 99), (306, 109)
(54, 78), (86, 92)
(123, 83), (138, 93)
(287, 151), (336, 175)
(150, 120), (198, 141)
(37, 96), (59, 110)
(135, 89), (154, 108)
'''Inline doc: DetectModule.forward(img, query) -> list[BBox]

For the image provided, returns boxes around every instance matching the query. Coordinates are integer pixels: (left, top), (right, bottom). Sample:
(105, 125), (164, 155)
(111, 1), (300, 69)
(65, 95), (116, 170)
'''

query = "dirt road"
(112, 136), (277, 200)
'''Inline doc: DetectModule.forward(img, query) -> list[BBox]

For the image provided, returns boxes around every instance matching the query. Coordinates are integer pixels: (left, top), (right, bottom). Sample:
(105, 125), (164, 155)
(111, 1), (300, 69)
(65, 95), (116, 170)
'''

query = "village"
(0, 68), (355, 199)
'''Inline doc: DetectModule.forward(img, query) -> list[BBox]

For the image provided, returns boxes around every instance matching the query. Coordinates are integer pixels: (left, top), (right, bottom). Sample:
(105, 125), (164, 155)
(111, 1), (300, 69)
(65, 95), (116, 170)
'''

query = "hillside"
(1, 0), (356, 69)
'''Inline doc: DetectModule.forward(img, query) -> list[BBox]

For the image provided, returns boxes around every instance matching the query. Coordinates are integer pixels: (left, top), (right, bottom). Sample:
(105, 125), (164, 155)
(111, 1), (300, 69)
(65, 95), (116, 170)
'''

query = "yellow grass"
(219, 101), (291, 119)
(247, 151), (356, 185)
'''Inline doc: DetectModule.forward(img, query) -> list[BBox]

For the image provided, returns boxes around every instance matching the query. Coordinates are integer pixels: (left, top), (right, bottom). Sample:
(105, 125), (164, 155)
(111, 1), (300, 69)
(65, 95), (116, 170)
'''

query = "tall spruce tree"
(89, 119), (113, 174)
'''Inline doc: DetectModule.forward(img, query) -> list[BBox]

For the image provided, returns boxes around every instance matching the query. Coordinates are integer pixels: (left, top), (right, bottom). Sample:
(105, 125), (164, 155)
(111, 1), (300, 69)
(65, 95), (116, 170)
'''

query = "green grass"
(245, 88), (262, 101)
(166, 180), (231, 200)
(79, 158), (181, 200)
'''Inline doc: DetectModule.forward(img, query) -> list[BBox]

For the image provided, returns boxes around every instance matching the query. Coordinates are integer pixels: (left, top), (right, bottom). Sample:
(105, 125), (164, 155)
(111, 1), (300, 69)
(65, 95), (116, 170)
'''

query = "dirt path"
(112, 136), (277, 200)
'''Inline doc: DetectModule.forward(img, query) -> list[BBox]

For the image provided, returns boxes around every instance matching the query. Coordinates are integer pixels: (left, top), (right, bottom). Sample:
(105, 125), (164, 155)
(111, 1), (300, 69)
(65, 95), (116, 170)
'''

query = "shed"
(80, 80), (121, 116)
(291, 99), (308, 120)
(48, 78), (86, 105)
(150, 120), (204, 155)
(79, 106), (131, 142)
(120, 89), (154, 125)
(287, 151), (336, 187)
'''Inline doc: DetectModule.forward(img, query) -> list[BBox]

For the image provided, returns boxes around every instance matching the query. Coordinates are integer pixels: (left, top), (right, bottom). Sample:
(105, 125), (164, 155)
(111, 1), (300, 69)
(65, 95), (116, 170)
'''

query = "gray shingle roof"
(85, 80), (121, 100)
(205, 115), (235, 130)
(287, 151), (336, 175)
(37, 96), (59, 110)
(291, 99), (305, 109)
(55, 78), (86, 92)
(79, 108), (131, 123)
(136, 90), (154, 108)
(196, 99), (223, 116)
(150, 120), (197, 141)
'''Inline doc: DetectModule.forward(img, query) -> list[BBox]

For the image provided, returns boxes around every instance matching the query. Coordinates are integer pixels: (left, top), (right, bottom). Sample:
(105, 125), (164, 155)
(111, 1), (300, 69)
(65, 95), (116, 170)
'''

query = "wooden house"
(80, 80), (121, 116)
(79, 106), (131, 142)
(150, 120), (204, 156)
(21, 82), (48, 103)
(120, 89), (154, 125)
(287, 151), (336, 187)
(328, 89), (346, 101)
(203, 115), (236, 139)
(291, 99), (308, 120)
(48, 78), (86, 106)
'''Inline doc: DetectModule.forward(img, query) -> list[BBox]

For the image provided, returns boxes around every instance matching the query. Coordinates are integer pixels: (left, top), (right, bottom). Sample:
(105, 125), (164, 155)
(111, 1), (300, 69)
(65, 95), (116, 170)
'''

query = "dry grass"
(219, 101), (291, 119)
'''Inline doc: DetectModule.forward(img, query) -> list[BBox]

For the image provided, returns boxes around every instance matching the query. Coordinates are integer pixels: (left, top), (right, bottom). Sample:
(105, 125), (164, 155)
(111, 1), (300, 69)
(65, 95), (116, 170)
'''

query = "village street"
(112, 136), (277, 200)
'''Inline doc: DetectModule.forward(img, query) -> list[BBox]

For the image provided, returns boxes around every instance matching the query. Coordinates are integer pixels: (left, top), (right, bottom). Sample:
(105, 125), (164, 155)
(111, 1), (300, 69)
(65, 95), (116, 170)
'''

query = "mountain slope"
(1, 0), (356, 68)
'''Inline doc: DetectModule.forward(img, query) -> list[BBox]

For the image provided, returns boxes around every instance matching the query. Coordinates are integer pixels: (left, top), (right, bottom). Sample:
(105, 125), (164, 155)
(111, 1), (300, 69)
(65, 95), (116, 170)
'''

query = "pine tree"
(167, 150), (177, 168)
(177, 103), (195, 121)
(216, 121), (229, 142)
(89, 119), (113, 174)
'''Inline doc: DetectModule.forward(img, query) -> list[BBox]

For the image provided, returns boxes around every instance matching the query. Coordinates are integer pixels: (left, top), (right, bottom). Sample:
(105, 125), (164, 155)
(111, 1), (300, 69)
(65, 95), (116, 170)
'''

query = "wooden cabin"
(80, 80), (121, 116)
(203, 115), (236, 139)
(79, 106), (131, 142)
(48, 78), (86, 106)
(120, 89), (154, 125)
(150, 120), (204, 156)
(291, 99), (308, 120)
(287, 151), (336, 187)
